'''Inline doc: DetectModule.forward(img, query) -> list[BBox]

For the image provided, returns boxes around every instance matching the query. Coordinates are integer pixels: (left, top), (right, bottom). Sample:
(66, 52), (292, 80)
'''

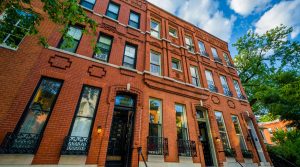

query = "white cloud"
(228, 0), (271, 16)
(255, 0), (300, 39)
(147, 0), (236, 42)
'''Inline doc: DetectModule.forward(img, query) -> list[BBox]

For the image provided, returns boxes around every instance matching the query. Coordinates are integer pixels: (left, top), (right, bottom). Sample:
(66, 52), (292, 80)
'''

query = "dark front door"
(198, 122), (214, 166)
(106, 94), (136, 167)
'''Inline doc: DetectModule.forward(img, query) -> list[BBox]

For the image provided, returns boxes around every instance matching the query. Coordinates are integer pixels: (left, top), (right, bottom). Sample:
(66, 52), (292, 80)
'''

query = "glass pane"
(129, 21), (139, 29)
(149, 99), (162, 124)
(80, 0), (95, 9)
(169, 28), (177, 37)
(124, 56), (134, 65)
(177, 127), (188, 140)
(19, 79), (62, 134)
(224, 53), (230, 64)
(185, 37), (192, 45)
(67, 26), (82, 40)
(85, 0), (95, 4)
(130, 12), (139, 23)
(190, 67), (196, 77)
(175, 104), (187, 128)
(150, 52), (160, 65)
(151, 21), (159, 31)
(239, 135), (247, 150)
(125, 45), (136, 58)
(115, 95), (134, 107)
(77, 86), (100, 118)
(60, 40), (79, 53)
(108, 3), (119, 14)
(149, 123), (162, 137)
(150, 30), (159, 38)
(211, 48), (218, 58)
(205, 70), (213, 83)
(220, 132), (230, 148)
(192, 78), (198, 86)
(198, 41), (206, 52)
(150, 64), (160, 75)
(215, 112), (230, 148)
(70, 117), (92, 137)
(234, 80), (242, 96)
(106, 12), (117, 20)
(99, 35), (112, 45)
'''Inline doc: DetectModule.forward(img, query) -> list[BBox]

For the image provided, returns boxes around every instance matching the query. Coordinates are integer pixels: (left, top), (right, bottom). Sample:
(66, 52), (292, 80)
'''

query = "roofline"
(258, 119), (281, 125)
(145, 0), (228, 46)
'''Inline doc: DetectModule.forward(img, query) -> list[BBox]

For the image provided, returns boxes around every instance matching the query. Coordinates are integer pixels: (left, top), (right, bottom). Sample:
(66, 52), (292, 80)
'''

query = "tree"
(0, 0), (97, 48)
(233, 25), (300, 128)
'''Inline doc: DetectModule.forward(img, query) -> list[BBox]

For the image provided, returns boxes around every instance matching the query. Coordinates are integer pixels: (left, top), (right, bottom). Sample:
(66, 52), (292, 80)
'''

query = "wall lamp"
(215, 137), (221, 142)
(97, 125), (102, 134)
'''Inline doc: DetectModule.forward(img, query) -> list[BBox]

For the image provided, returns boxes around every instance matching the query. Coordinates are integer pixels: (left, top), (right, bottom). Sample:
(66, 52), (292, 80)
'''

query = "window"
(129, 11), (140, 29)
(169, 27), (177, 38)
(150, 20), (160, 38)
(69, 86), (100, 138)
(58, 26), (83, 53)
(149, 98), (162, 137)
(190, 66), (200, 87)
(220, 75), (232, 96)
(185, 36), (195, 52)
(94, 34), (113, 62)
(66, 85), (101, 153)
(150, 51), (161, 75)
(198, 41), (208, 57)
(176, 104), (188, 140)
(172, 58), (181, 70)
(231, 115), (247, 150)
(106, 2), (120, 20)
(223, 53), (232, 66)
(123, 43), (137, 69)
(233, 80), (242, 97)
(0, 8), (36, 48)
(80, 0), (96, 10)
(205, 70), (217, 92)
(215, 111), (230, 149)
(211, 48), (218, 58)
(11, 78), (62, 153)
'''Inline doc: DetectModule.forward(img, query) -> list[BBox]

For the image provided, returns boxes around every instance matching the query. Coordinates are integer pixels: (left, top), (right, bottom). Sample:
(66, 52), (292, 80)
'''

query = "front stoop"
(139, 155), (201, 167)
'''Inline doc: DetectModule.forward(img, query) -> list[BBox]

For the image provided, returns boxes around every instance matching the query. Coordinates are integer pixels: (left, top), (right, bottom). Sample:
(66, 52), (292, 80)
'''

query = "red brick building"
(0, 0), (272, 167)
(259, 120), (291, 145)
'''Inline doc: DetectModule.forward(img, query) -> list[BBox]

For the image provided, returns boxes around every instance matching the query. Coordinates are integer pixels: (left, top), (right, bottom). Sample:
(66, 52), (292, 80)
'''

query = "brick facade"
(0, 0), (272, 166)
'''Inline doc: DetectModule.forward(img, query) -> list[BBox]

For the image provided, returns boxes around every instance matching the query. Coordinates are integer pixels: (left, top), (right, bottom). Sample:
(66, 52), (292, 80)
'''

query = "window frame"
(214, 111), (231, 149)
(223, 52), (231, 66)
(105, 1), (120, 20)
(93, 33), (113, 62)
(205, 70), (217, 92)
(211, 47), (219, 58)
(68, 85), (101, 139)
(57, 25), (84, 53)
(220, 75), (230, 94)
(79, 0), (96, 10)
(150, 51), (161, 75)
(150, 19), (160, 39)
(185, 36), (195, 53)
(122, 42), (137, 69)
(128, 10), (140, 29)
(149, 98), (163, 137)
(190, 66), (200, 87)
(231, 115), (248, 150)
(169, 27), (178, 38)
(175, 103), (189, 140)
(0, 9), (36, 49)
(233, 79), (242, 97)
(172, 58), (182, 71)
(14, 77), (63, 135)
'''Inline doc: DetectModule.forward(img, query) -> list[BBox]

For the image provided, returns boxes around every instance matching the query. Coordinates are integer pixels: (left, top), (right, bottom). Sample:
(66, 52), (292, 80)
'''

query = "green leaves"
(233, 25), (300, 128)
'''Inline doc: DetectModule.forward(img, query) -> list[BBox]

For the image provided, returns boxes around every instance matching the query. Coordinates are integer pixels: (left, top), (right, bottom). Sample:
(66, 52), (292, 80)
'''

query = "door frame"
(196, 107), (218, 167)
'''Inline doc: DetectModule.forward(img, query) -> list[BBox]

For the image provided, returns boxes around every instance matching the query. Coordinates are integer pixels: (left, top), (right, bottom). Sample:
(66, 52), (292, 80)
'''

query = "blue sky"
(148, 0), (300, 57)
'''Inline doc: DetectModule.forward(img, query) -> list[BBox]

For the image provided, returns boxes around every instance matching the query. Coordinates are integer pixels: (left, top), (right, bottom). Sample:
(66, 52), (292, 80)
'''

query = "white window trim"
(150, 19), (160, 39)
(150, 51), (161, 76)
(215, 111), (231, 148)
(231, 115), (248, 150)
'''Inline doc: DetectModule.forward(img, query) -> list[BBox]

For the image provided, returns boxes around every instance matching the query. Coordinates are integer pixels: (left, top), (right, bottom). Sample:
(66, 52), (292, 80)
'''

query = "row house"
(0, 0), (272, 167)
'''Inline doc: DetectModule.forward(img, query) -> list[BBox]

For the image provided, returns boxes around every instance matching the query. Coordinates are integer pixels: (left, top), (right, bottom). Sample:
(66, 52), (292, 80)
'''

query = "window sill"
(187, 51), (195, 55)
(79, 5), (94, 13)
(0, 44), (18, 51)
(127, 25), (142, 32)
(172, 68), (183, 72)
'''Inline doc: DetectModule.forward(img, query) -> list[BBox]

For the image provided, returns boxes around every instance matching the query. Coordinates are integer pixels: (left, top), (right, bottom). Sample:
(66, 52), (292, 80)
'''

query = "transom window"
(106, 2), (120, 20)
(123, 43), (137, 69)
(0, 8), (36, 49)
(129, 11), (140, 29)
(169, 27), (177, 38)
(172, 58), (181, 70)
(94, 34), (113, 62)
(185, 36), (195, 52)
(190, 66), (200, 87)
(215, 111), (230, 149)
(150, 51), (161, 75)
(58, 25), (83, 53)
(80, 0), (96, 10)
(231, 115), (247, 150)
(150, 20), (160, 38)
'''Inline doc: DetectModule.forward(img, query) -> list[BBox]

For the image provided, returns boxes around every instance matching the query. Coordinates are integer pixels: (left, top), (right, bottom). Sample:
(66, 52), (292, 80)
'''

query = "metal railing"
(61, 136), (91, 155)
(147, 136), (168, 155)
(177, 139), (197, 157)
(269, 151), (298, 167)
(138, 147), (148, 167)
(224, 147), (236, 157)
(0, 132), (42, 154)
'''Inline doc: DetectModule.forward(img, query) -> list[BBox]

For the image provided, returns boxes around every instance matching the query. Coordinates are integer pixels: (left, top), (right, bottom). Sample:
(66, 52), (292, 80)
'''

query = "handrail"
(269, 152), (298, 167)
(138, 147), (148, 167)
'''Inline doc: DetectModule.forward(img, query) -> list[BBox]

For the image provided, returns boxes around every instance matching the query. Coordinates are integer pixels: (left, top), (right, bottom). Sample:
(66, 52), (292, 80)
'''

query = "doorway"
(106, 94), (136, 167)
(196, 108), (217, 167)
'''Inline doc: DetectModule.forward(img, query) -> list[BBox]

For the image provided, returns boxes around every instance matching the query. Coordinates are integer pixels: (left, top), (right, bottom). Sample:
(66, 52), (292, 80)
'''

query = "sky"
(147, 0), (300, 57)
